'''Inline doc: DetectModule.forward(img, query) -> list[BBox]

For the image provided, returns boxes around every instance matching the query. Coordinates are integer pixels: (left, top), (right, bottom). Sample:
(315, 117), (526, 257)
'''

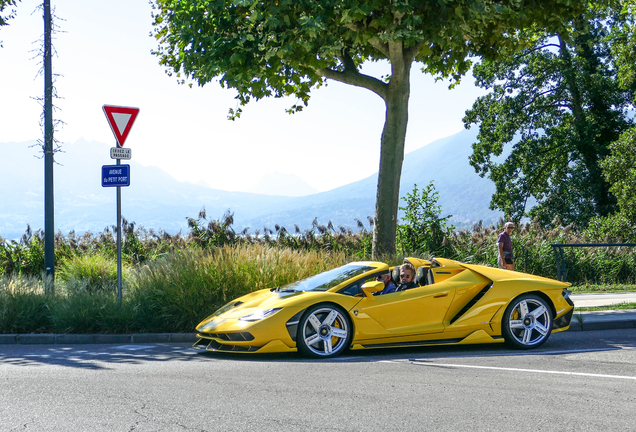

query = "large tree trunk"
(372, 47), (411, 258)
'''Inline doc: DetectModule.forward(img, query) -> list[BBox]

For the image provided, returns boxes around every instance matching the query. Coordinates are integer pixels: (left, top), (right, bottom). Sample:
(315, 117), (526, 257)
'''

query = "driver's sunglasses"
(400, 274), (412, 279)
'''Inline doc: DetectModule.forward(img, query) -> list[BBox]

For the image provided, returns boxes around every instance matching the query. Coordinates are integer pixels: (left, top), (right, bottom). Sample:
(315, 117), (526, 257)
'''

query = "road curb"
(2, 312), (635, 345)
(567, 310), (636, 332)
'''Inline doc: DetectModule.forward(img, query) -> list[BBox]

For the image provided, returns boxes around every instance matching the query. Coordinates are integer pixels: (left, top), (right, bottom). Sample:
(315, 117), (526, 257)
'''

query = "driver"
(395, 263), (417, 292)
(377, 263), (416, 295)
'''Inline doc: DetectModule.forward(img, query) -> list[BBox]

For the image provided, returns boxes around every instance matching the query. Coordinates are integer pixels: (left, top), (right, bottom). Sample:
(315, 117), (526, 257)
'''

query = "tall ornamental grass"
(0, 244), (350, 334)
(0, 276), (50, 333)
(57, 254), (123, 294)
(128, 244), (348, 332)
(441, 218), (636, 284)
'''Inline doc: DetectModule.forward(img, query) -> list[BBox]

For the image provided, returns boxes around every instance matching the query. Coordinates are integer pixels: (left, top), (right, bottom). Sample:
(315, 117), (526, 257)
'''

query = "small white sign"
(110, 147), (132, 160)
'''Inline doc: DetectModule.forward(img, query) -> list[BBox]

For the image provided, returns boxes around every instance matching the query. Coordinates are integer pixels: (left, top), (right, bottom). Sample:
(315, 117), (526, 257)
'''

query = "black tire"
(502, 294), (553, 349)
(296, 304), (352, 358)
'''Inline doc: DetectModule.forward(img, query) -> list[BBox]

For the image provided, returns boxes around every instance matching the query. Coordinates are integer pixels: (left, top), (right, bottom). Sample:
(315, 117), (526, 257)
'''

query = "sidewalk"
(571, 292), (636, 308)
(1, 294), (634, 345)
(568, 292), (636, 331)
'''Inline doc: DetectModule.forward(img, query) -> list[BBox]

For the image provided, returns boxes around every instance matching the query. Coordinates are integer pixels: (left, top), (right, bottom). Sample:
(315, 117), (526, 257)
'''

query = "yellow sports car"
(194, 258), (574, 358)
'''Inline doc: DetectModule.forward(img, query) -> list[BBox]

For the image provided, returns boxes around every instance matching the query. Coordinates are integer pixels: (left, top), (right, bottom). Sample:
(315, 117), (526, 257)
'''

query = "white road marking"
(409, 361), (636, 381)
(412, 346), (636, 360)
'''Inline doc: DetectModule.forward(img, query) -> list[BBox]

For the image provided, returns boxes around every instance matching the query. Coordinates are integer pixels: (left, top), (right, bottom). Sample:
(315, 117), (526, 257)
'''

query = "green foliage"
(150, 0), (588, 103)
(0, 0), (19, 28)
(585, 212), (636, 243)
(0, 276), (50, 333)
(444, 217), (636, 284)
(600, 128), (636, 222)
(47, 292), (138, 334)
(0, 222), (190, 278)
(150, 0), (587, 256)
(612, 0), (636, 94)
(464, 8), (634, 227)
(57, 254), (121, 294)
(187, 207), (374, 258)
(3, 214), (636, 334)
(397, 182), (453, 256)
(118, 244), (348, 332)
(0, 226), (45, 277)
(187, 209), (240, 248)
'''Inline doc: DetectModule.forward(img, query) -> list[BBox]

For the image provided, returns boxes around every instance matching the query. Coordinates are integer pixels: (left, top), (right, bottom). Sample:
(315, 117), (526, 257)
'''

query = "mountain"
(0, 139), (292, 239)
(0, 129), (500, 239)
(247, 172), (319, 196)
(240, 128), (501, 230)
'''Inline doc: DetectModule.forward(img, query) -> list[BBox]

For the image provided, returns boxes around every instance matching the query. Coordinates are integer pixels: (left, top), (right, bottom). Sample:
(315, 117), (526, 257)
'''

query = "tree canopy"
(464, 5), (635, 228)
(586, 0), (636, 241)
(0, 0), (19, 47)
(0, 0), (18, 27)
(151, 0), (591, 256)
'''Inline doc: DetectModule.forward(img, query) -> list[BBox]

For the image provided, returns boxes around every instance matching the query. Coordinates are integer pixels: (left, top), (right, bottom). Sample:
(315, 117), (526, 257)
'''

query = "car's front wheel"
(297, 304), (352, 358)
(502, 294), (553, 349)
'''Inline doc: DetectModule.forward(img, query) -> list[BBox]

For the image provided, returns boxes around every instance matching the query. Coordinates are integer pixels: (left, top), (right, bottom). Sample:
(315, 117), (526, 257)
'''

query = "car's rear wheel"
(503, 294), (553, 349)
(297, 304), (352, 358)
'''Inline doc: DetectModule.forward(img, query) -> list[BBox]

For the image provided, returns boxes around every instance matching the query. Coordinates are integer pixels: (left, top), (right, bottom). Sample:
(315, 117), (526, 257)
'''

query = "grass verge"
(575, 302), (636, 311)
(570, 283), (636, 294)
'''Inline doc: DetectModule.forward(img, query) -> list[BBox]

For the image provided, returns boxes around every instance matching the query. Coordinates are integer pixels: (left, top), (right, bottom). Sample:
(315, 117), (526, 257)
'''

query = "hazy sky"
(1, 0), (486, 194)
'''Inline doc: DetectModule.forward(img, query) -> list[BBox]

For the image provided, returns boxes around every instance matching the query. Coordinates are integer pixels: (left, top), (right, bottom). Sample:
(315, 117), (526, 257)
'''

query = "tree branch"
(404, 40), (427, 64)
(315, 66), (388, 100)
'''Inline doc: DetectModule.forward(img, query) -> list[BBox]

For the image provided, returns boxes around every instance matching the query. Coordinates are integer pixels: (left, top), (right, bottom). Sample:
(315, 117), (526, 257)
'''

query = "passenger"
(374, 273), (397, 295)
(395, 263), (417, 292)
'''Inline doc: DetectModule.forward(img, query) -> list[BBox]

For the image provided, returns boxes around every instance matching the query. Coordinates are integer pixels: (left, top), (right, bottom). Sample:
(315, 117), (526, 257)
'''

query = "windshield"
(279, 264), (374, 292)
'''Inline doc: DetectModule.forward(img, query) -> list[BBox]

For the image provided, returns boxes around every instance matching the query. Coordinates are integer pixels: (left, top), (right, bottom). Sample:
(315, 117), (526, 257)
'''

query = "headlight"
(198, 321), (217, 332)
(239, 308), (282, 322)
(209, 301), (243, 318)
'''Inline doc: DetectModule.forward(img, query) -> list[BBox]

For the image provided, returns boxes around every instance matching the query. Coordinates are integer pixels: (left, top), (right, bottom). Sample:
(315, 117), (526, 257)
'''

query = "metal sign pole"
(116, 157), (122, 306)
(102, 104), (138, 308)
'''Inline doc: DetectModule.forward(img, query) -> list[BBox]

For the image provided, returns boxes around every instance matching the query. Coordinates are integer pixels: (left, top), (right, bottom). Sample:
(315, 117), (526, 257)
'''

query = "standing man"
(497, 222), (515, 270)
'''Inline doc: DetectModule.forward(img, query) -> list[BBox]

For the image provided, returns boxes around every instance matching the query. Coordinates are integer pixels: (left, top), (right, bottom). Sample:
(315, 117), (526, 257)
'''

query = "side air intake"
(450, 284), (493, 325)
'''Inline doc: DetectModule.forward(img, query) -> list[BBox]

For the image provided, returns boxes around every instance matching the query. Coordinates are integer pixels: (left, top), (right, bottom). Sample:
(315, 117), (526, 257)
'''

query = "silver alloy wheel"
(300, 306), (350, 357)
(507, 297), (552, 347)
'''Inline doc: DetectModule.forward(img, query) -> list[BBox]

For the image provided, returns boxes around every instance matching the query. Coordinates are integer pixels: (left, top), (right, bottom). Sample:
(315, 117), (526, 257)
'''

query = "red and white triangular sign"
(103, 105), (140, 147)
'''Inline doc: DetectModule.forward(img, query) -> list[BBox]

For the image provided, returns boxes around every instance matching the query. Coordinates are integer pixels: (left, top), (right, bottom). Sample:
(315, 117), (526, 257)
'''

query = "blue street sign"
(102, 164), (130, 187)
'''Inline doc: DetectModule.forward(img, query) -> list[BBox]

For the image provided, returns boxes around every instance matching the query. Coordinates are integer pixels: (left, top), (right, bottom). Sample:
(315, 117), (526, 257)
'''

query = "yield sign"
(102, 105), (140, 147)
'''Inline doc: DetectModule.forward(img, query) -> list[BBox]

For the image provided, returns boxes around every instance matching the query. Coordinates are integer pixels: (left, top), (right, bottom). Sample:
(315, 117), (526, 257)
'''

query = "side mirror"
(361, 281), (385, 298)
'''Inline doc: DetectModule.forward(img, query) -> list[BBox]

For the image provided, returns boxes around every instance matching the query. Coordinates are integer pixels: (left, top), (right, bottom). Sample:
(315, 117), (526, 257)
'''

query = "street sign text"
(102, 164), (131, 187)
(110, 147), (132, 160)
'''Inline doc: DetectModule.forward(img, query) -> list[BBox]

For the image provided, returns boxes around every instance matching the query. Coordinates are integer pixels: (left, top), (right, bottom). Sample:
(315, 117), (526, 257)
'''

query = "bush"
(128, 244), (349, 332)
(47, 292), (138, 334)
(57, 254), (122, 294)
(0, 276), (50, 333)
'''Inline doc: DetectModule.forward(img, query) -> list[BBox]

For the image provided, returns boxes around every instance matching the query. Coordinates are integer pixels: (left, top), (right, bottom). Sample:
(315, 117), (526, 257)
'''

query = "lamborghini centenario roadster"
(194, 257), (574, 358)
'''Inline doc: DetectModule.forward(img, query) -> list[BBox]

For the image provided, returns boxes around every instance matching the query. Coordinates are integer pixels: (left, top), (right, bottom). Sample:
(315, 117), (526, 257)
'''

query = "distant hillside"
(241, 128), (501, 230)
(0, 139), (292, 239)
(247, 172), (319, 196)
(0, 129), (500, 239)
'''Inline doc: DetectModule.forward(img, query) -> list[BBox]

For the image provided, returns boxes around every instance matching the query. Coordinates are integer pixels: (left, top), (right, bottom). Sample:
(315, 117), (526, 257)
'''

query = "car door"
(352, 280), (456, 338)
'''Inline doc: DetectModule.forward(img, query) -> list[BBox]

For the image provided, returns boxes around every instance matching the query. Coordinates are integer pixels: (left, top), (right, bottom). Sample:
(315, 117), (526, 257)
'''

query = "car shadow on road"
(193, 328), (636, 364)
(3, 329), (634, 369)
(0, 343), (208, 370)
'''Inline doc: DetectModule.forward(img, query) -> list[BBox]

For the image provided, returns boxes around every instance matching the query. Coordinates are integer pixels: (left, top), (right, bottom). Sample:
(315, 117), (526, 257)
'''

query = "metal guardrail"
(551, 243), (636, 282)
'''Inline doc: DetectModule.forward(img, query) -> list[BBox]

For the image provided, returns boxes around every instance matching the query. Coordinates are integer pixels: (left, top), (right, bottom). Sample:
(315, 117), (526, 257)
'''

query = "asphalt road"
(1, 330), (635, 432)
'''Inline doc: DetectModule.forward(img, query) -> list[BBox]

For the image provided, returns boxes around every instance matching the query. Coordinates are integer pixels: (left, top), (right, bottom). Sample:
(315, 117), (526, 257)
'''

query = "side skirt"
(352, 330), (504, 350)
